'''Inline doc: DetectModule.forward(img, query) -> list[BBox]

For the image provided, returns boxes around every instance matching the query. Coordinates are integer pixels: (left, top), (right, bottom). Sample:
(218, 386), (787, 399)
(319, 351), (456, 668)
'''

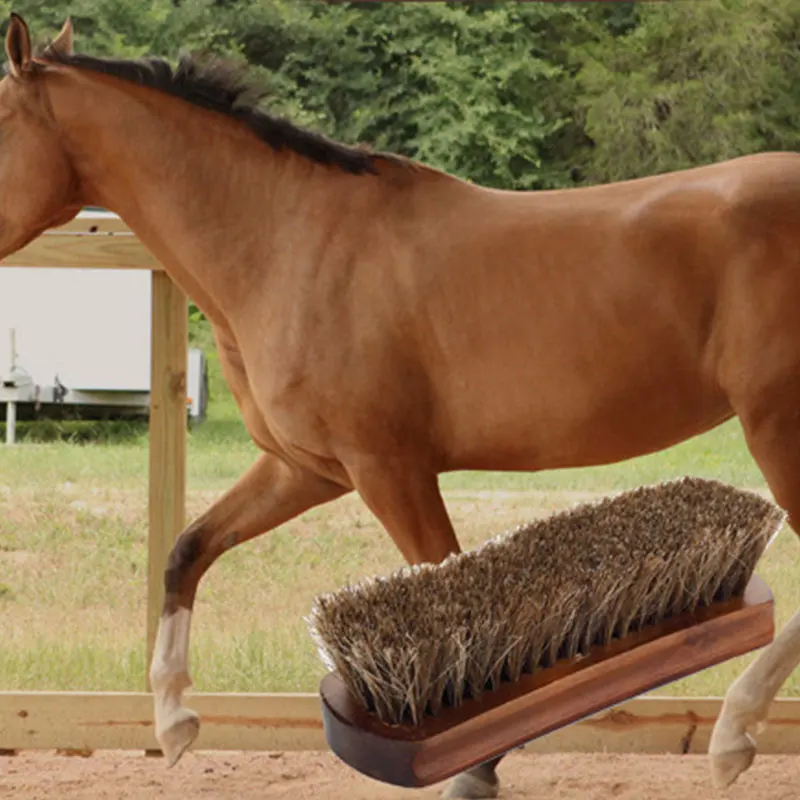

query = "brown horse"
(3, 12), (799, 797)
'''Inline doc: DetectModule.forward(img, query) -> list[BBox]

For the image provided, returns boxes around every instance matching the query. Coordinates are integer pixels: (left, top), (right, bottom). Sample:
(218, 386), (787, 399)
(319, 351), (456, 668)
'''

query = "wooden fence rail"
(1, 210), (797, 757)
(3, 693), (800, 756)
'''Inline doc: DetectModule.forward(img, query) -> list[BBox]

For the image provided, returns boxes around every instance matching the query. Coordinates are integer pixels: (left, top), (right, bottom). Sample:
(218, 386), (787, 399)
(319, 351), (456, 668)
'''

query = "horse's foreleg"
(710, 407), (800, 787)
(348, 458), (499, 799)
(149, 452), (347, 767)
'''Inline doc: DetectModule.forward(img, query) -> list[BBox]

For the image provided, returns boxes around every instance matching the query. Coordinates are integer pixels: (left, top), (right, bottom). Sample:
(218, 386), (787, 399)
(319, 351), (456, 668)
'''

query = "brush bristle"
(306, 477), (785, 726)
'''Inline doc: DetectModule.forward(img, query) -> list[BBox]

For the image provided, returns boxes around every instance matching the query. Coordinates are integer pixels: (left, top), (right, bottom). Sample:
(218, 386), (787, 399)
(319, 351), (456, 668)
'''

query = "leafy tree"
(223, 2), (597, 189)
(1, 0), (238, 58)
(2, 0), (798, 190)
(575, 0), (799, 182)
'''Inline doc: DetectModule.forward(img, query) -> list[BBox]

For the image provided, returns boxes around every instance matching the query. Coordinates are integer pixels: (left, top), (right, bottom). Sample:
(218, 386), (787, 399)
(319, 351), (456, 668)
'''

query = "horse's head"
(0, 14), (82, 258)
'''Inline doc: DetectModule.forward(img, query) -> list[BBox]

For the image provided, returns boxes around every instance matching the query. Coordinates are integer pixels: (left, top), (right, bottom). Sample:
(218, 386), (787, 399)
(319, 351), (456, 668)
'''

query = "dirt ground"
(1, 750), (799, 799)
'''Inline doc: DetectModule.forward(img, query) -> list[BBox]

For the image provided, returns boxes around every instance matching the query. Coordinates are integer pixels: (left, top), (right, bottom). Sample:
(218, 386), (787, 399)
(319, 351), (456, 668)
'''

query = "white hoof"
(156, 707), (200, 767)
(709, 731), (757, 789)
(442, 771), (499, 799)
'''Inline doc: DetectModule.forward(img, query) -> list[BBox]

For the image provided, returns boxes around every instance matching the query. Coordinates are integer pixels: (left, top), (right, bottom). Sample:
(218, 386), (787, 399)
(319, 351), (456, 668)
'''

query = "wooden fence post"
(146, 271), (188, 688)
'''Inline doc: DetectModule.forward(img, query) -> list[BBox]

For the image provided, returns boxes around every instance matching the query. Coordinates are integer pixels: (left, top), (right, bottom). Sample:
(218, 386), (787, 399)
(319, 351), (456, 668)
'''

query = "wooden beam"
(1, 233), (161, 270)
(0, 693), (325, 752)
(522, 696), (797, 756)
(1, 208), (161, 270)
(2, 694), (800, 755)
(146, 272), (188, 687)
(54, 211), (135, 235)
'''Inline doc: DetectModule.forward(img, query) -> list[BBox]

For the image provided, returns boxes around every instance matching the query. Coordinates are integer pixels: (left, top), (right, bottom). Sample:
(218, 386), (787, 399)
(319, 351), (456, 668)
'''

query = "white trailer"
(0, 213), (207, 443)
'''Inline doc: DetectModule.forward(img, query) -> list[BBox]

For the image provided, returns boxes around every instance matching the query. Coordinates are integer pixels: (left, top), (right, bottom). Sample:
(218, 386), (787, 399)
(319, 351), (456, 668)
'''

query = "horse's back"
(404, 153), (800, 472)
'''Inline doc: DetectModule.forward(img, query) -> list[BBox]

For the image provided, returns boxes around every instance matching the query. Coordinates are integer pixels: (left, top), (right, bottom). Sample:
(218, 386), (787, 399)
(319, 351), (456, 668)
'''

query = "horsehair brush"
(307, 477), (782, 789)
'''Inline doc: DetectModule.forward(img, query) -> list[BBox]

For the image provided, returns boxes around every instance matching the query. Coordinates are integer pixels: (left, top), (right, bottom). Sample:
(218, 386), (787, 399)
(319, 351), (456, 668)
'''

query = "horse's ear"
(46, 17), (73, 58)
(5, 13), (32, 78)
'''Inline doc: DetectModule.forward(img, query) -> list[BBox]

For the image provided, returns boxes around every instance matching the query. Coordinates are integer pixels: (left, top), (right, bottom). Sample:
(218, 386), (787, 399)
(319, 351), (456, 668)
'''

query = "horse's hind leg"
(347, 458), (500, 799)
(443, 757), (505, 800)
(710, 402), (800, 787)
(347, 457), (460, 564)
(149, 452), (347, 766)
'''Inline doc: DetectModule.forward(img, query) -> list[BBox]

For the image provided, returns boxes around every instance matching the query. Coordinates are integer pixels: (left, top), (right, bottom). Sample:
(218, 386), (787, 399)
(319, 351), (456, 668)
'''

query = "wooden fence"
(2, 210), (800, 757)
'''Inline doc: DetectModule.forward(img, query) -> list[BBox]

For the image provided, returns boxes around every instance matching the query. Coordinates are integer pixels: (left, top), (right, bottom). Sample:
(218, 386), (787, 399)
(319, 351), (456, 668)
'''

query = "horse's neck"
(54, 74), (317, 326)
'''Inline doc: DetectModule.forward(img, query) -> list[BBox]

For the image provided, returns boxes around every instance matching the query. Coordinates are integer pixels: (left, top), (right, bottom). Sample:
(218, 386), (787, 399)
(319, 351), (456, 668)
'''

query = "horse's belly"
(439, 371), (731, 473)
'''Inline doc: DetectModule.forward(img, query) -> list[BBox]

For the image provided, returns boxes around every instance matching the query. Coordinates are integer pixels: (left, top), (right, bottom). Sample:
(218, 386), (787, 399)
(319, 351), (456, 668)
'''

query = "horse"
(3, 13), (799, 798)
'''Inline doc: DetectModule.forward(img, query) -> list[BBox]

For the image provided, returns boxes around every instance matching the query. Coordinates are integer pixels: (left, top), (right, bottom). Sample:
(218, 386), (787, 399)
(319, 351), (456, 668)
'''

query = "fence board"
(145, 272), (188, 685)
(0, 210), (160, 270)
(0, 692), (325, 752)
(1, 234), (161, 270)
(2, 694), (800, 754)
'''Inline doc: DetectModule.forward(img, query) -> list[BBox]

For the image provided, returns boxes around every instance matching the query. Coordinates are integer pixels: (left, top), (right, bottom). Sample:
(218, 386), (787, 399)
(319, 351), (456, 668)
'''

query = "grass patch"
(0, 419), (149, 445)
(1, 316), (796, 698)
(2, 484), (796, 697)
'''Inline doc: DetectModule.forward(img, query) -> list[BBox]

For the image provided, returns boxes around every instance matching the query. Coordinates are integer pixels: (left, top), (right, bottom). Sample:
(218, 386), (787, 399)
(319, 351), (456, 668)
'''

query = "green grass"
(0, 409), (761, 495)
(1, 317), (797, 699)
(0, 318), (259, 491)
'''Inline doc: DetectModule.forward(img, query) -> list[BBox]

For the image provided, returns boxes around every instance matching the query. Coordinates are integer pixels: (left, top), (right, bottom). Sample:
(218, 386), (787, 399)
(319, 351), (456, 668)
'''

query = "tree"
(223, 2), (599, 190)
(575, 0), (800, 183)
(3, 0), (797, 190)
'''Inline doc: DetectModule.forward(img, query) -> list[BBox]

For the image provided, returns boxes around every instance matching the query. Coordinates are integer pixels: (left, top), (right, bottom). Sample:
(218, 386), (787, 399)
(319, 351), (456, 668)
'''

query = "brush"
(307, 477), (782, 788)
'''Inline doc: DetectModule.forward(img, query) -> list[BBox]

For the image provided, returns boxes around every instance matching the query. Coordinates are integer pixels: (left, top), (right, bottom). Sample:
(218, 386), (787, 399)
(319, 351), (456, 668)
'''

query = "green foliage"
(3, 0), (238, 57)
(221, 2), (598, 189)
(3, 0), (796, 190)
(0, 419), (146, 444)
(576, 0), (800, 182)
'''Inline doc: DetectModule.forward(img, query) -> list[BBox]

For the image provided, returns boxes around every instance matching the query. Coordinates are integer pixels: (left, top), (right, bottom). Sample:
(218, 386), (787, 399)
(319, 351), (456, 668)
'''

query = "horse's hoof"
(442, 771), (500, 799)
(709, 733), (757, 789)
(157, 707), (200, 767)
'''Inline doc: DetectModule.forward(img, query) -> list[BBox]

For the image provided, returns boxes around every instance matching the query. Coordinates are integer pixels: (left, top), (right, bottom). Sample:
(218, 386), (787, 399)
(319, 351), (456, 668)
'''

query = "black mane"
(41, 50), (393, 175)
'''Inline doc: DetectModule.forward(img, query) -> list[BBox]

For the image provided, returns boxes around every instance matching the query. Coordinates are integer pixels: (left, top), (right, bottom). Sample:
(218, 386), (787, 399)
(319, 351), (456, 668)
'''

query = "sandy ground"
(1, 750), (799, 799)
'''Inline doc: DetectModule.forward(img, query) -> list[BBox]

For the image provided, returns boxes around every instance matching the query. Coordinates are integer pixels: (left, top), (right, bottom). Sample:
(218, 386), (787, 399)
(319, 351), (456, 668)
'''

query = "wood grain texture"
(320, 576), (775, 788)
(145, 272), (188, 686)
(0, 693), (325, 752)
(1, 233), (160, 270)
(1, 209), (161, 269)
(4, 692), (800, 755)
